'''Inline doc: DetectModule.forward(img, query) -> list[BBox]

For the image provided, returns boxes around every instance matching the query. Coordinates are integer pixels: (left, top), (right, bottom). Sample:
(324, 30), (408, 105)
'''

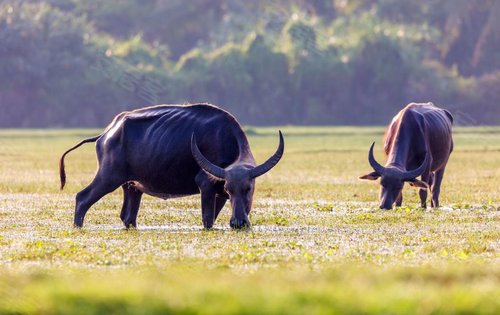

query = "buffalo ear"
(408, 179), (429, 189)
(359, 172), (380, 180)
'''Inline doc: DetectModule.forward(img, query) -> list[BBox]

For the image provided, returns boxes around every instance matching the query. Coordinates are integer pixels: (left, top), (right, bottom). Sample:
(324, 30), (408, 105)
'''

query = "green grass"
(0, 127), (499, 314)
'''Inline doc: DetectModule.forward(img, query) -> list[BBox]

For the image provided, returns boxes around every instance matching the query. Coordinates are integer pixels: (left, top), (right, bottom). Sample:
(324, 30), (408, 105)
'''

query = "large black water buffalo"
(60, 104), (284, 229)
(360, 102), (453, 209)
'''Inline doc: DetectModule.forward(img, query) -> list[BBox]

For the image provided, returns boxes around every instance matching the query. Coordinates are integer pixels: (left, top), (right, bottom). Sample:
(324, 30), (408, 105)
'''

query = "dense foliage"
(0, 0), (498, 127)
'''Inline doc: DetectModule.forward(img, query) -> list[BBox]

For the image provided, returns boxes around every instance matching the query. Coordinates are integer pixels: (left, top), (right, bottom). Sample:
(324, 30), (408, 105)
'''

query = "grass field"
(0, 127), (499, 314)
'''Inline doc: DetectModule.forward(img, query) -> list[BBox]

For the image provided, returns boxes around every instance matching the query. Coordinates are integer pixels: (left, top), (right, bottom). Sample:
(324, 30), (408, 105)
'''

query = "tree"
(433, 0), (500, 76)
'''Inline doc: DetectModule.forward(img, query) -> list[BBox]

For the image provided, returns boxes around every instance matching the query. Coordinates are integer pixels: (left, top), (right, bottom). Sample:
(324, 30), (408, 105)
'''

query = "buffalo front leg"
(431, 168), (446, 208)
(195, 172), (221, 229)
(418, 172), (431, 209)
(200, 190), (217, 229)
(74, 176), (123, 227)
(395, 192), (403, 207)
(120, 183), (143, 228)
(120, 184), (130, 222)
(214, 196), (227, 222)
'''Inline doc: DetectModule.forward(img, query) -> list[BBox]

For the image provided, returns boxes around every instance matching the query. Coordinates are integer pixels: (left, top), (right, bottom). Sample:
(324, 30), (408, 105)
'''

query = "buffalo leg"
(74, 175), (123, 227)
(395, 192), (403, 207)
(214, 196), (227, 221)
(418, 189), (428, 209)
(200, 190), (217, 229)
(121, 184), (143, 228)
(195, 172), (219, 229)
(120, 184), (130, 222)
(418, 172), (431, 209)
(431, 168), (446, 208)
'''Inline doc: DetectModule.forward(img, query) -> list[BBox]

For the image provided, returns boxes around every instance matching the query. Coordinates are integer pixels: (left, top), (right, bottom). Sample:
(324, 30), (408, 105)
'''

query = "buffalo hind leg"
(121, 184), (143, 228)
(431, 168), (445, 208)
(74, 173), (124, 227)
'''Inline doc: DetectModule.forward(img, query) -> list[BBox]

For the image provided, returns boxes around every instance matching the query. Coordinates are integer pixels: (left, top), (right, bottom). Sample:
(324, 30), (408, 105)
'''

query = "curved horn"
(191, 133), (226, 180)
(249, 130), (284, 178)
(368, 142), (386, 175)
(402, 152), (430, 180)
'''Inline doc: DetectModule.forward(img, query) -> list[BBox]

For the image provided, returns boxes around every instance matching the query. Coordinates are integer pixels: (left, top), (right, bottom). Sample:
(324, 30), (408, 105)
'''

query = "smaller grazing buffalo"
(60, 104), (284, 229)
(360, 102), (453, 209)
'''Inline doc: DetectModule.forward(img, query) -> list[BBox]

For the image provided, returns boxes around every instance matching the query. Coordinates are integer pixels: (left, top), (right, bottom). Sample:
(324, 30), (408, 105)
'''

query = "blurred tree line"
(0, 0), (498, 127)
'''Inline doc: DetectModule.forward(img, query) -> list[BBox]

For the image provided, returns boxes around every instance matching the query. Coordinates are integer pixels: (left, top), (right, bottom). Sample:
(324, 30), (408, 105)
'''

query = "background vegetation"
(1, 0), (499, 127)
(1, 2), (498, 312)
(0, 127), (499, 313)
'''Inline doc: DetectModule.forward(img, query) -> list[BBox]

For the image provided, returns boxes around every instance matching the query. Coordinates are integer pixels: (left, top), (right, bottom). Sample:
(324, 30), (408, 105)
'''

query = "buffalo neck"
(386, 111), (426, 170)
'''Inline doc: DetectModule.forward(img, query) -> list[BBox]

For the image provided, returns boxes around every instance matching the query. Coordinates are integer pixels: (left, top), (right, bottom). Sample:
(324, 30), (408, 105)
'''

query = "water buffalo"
(60, 103), (284, 229)
(359, 102), (453, 209)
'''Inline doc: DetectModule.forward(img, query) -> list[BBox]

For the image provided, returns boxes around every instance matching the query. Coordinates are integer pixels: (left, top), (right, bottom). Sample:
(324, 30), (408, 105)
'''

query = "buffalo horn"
(402, 152), (430, 180)
(249, 131), (284, 178)
(368, 142), (386, 175)
(191, 134), (226, 180)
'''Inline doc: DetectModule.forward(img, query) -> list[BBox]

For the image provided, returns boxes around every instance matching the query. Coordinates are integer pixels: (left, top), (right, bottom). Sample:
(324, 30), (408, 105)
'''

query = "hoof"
(124, 222), (137, 229)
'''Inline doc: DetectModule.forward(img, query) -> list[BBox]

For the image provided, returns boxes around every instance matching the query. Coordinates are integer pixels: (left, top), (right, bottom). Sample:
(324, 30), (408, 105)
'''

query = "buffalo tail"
(59, 135), (101, 190)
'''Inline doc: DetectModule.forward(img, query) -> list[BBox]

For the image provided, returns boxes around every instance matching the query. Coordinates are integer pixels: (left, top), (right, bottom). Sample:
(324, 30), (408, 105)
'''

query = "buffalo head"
(360, 142), (429, 210)
(191, 131), (284, 228)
